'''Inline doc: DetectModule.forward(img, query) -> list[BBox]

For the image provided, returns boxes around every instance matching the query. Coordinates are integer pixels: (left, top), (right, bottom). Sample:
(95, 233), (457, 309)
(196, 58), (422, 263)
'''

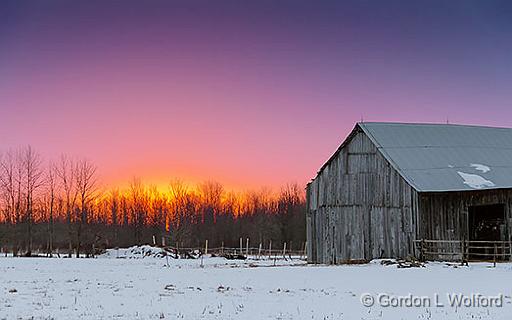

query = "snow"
(457, 171), (495, 189)
(99, 245), (168, 259)
(470, 163), (491, 173)
(0, 250), (511, 319)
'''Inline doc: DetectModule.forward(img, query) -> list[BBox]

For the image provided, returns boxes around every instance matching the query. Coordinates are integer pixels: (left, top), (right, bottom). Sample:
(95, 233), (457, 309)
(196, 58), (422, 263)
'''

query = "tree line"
(0, 146), (305, 256)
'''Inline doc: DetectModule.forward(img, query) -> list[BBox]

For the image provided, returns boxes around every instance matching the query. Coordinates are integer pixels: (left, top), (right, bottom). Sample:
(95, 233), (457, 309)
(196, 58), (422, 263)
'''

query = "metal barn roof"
(358, 122), (512, 192)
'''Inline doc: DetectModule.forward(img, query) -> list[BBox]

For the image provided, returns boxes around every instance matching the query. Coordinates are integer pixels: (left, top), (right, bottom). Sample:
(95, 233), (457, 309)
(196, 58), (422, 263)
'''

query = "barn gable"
(306, 124), (418, 264)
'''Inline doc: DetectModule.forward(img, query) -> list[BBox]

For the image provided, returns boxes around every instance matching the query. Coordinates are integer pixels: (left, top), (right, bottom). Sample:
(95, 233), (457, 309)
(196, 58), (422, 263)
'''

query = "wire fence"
(154, 236), (308, 261)
(162, 242), (307, 261)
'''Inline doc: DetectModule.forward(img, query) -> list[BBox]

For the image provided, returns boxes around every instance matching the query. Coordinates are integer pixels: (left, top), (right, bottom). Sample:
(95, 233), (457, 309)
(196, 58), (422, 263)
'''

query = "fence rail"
(163, 245), (307, 260)
(414, 239), (512, 265)
(159, 237), (308, 261)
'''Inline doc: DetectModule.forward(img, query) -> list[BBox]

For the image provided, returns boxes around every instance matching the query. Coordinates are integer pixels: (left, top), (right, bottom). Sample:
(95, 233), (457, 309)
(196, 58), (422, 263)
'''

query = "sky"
(1, 0), (512, 191)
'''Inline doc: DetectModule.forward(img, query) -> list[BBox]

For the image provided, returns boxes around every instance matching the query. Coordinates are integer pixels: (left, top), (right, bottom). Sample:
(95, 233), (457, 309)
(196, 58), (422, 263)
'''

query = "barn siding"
(306, 127), (419, 264)
(419, 190), (512, 260)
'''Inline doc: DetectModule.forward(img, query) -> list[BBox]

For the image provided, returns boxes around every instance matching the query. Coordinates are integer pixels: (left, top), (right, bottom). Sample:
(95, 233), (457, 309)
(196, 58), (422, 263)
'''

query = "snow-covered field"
(0, 247), (511, 319)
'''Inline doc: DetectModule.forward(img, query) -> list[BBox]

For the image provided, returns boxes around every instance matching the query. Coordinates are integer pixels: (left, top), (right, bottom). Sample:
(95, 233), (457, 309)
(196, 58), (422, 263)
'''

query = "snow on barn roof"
(358, 122), (512, 192)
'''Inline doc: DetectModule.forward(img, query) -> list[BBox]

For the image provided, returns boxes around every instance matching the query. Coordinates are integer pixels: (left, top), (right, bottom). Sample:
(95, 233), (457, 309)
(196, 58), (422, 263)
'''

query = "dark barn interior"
(468, 204), (506, 260)
(469, 204), (506, 242)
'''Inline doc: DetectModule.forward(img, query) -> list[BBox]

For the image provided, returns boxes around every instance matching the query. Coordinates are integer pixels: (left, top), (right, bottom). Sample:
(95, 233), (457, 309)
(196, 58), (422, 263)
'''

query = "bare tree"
(198, 181), (223, 224)
(147, 185), (167, 243)
(277, 183), (306, 247)
(0, 151), (18, 224)
(20, 146), (44, 256)
(44, 161), (58, 256)
(55, 155), (78, 257)
(169, 179), (193, 245)
(129, 177), (147, 245)
(108, 188), (120, 245)
(74, 158), (97, 257)
(197, 181), (224, 245)
(0, 149), (24, 254)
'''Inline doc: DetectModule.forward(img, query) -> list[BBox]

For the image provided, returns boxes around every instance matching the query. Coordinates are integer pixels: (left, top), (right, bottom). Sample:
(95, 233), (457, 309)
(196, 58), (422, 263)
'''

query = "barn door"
(468, 204), (506, 260)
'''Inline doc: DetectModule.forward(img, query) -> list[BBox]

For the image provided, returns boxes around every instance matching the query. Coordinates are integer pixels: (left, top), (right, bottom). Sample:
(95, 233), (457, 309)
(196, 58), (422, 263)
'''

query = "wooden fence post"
(205, 239), (208, 255)
(258, 243), (262, 259)
(419, 239), (424, 261)
(465, 239), (469, 266)
(246, 238), (249, 257)
(460, 239), (465, 266)
(283, 242), (287, 259)
(494, 243), (497, 268)
(239, 237), (243, 255)
(502, 241), (505, 261)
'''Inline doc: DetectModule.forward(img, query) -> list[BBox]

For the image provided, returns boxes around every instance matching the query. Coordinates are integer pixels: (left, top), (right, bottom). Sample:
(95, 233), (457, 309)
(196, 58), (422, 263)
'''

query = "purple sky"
(1, 1), (512, 190)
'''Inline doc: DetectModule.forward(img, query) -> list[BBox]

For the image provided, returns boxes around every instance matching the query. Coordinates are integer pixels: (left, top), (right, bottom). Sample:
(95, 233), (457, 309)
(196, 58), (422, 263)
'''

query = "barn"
(306, 122), (512, 264)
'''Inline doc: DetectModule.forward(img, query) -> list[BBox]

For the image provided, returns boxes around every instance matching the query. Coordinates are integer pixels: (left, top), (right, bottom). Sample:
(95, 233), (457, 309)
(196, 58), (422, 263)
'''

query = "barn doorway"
(468, 204), (506, 260)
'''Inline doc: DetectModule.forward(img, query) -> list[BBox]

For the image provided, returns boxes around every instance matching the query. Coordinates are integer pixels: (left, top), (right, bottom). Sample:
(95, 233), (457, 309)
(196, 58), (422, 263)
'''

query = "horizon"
(2, 0), (512, 191)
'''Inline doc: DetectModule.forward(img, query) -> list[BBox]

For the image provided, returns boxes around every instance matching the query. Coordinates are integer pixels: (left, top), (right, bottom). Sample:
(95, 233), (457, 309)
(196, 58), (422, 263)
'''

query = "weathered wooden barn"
(306, 122), (512, 264)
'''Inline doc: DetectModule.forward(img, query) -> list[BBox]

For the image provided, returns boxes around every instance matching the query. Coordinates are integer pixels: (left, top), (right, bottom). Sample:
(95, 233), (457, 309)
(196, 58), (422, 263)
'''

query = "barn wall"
(419, 189), (512, 260)
(306, 127), (419, 264)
